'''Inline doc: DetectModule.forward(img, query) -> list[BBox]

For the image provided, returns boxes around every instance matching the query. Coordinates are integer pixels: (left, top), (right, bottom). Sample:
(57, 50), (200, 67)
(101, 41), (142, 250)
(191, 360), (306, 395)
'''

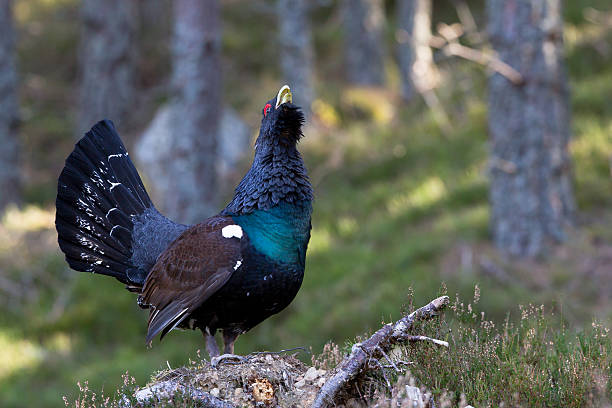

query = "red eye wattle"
(263, 103), (272, 117)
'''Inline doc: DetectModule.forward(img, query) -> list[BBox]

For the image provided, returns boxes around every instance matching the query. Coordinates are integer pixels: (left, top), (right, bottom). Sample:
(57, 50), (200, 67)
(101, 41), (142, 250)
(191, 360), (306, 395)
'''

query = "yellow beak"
(275, 85), (292, 109)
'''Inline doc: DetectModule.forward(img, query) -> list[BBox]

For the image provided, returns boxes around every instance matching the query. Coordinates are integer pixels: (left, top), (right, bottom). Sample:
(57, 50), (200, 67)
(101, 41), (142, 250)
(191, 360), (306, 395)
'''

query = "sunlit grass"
(571, 115), (612, 208)
(341, 87), (396, 125)
(308, 227), (332, 254)
(387, 176), (447, 216)
(1, 205), (55, 232)
(14, 0), (78, 23)
(0, 331), (44, 381)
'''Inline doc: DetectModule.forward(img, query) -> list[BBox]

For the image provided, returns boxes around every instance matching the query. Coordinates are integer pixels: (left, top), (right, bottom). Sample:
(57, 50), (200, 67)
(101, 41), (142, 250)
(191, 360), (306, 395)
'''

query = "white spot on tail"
(110, 182), (121, 190)
(246, 292), (250, 297)
(221, 225), (243, 239)
(233, 260), (242, 270)
(108, 153), (126, 159)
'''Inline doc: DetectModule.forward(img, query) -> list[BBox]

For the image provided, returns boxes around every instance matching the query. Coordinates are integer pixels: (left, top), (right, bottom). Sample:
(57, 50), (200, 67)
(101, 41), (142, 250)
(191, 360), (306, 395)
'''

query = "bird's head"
(222, 85), (312, 215)
(257, 85), (305, 147)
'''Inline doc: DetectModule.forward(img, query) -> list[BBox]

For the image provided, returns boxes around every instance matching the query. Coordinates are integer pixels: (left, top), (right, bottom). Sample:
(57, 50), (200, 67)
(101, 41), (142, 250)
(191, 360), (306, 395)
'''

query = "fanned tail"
(55, 120), (155, 287)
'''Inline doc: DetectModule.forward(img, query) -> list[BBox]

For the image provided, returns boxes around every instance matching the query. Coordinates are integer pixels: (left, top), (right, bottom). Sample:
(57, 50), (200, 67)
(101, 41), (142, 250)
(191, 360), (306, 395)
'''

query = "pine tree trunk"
(0, 0), (20, 212)
(277, 0), (315, 113)
(137, 0), (171, 85)
(77, 0), (136, 136)
(487, 0), (575, 257)
(341, 0), (385, 86)
(162, 0), (221, 224)
(397, 0), (436, 101)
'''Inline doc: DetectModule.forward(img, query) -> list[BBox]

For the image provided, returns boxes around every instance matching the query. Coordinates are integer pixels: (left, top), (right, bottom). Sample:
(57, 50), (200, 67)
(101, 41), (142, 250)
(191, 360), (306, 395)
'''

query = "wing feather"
(141, 216), (242, 344)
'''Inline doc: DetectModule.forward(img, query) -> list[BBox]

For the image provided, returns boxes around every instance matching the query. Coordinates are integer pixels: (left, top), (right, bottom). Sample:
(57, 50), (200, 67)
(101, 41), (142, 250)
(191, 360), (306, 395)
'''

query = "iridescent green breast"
(232, 201), (312, 266)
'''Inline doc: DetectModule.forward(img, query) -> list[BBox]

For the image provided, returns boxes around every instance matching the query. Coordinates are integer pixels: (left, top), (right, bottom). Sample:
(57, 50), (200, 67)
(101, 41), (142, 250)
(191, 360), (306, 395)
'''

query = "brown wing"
(141, 216), (243, 343)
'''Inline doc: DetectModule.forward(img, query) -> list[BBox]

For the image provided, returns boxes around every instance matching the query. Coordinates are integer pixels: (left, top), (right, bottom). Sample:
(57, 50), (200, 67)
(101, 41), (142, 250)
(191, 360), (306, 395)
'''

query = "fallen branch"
(311, 296), (450, 408)
(134, 380), (235, 408)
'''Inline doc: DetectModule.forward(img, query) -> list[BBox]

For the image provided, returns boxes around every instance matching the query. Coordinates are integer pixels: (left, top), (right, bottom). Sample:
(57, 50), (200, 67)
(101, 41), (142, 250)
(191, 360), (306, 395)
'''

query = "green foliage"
(404, 289), (612, 406)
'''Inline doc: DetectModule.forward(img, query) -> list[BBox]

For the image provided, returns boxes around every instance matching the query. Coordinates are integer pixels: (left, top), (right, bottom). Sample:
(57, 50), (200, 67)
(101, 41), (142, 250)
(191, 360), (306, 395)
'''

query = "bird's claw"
(210, 353), (245, 368)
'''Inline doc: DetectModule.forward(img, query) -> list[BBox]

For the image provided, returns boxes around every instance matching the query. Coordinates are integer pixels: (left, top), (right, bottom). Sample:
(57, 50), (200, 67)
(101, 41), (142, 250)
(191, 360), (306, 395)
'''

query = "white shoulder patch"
(221, 224), (243, 239)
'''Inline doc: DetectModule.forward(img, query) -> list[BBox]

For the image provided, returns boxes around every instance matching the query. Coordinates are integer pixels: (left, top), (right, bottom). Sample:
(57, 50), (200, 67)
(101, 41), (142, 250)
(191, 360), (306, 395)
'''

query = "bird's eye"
(263, 103), (272, 117)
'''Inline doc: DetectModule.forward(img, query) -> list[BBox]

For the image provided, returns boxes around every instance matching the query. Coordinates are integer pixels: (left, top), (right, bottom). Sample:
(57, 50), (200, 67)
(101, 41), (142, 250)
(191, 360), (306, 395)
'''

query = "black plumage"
(55, 85), (313, 356)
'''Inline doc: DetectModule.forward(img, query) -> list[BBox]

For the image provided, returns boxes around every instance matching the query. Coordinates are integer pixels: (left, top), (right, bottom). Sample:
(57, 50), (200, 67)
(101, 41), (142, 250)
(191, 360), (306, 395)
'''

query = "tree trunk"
(487, 0), (575, 257)
(0, 0), (20, 212)
(277, 0), (315, 113)
(136, 0), (171, 88)
(341, 0), (385, 86)
(396, 0), (437, 101)
(162, 0), (221, 224)
(136, 104), (250, 216)
(77, 0), (136, 136)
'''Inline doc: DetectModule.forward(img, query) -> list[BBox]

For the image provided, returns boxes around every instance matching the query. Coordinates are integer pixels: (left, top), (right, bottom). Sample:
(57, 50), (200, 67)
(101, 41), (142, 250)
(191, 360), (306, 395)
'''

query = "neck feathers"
(223, 143), (313, 215)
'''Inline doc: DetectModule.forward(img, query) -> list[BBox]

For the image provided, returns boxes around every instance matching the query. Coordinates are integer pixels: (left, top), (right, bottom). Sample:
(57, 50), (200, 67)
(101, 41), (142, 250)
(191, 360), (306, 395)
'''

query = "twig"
(371, 358), (392, 393)
(444, 42), (524, 85)
(311, 296), (450, 408)
(381, 360), (414, 370)
(450, 0), (483, 44)
(408, 335), (449, 348)
(377, 346), (399, 372)
(431, 23), (524, 85)
(250, 346), (310, 356)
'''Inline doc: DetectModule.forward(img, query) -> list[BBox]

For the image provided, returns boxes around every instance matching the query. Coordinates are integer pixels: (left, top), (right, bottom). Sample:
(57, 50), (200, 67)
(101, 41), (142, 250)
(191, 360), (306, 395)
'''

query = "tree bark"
(277, 0), (315, 113)
(397, 0), (437, 101)
(161, 0), (221, 224)
(487, 0), (575, 257)
(134, 381), (235, 407)
(0, 0), (20, 212)
(341, 0), (386, 86)
(77, 0), (136, 136)
(136, 104), (250, 216)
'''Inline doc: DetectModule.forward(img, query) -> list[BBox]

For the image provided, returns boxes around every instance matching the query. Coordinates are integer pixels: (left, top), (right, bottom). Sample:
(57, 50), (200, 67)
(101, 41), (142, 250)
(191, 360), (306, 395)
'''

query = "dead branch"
(450, 0), (483, 44)
(408, 335), (449, 347)
(134, 379), (235, 408)
(311, 296), (450, 408)
(443, 42), (524, 85)
(431, 23), (524, 85)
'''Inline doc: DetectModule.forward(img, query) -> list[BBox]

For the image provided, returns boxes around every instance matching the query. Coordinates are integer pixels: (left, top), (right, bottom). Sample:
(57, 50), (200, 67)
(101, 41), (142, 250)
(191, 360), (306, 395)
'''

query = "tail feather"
(108, 183), (145, 216)
(56, 192), (131, 256)
(56, 120), (155, 286)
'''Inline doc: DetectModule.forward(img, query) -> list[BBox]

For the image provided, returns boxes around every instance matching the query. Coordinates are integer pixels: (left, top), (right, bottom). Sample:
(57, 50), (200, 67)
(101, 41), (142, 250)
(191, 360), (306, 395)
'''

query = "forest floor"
(0, 0), (611, 407)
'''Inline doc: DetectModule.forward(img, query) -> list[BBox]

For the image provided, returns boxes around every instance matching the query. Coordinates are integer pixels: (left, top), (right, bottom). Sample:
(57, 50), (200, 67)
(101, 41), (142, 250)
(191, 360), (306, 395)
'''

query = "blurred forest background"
(0, 0), (611, 406)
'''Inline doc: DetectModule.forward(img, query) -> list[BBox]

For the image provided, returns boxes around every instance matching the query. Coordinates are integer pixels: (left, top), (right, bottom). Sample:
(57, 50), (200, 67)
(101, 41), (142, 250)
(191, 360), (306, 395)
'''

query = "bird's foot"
(210, 353), (246, 368)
